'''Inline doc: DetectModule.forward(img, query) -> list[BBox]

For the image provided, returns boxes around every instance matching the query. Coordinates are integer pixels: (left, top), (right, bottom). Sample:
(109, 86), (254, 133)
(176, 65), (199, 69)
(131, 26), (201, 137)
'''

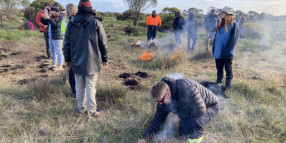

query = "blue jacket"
(212, 22), (239, 59)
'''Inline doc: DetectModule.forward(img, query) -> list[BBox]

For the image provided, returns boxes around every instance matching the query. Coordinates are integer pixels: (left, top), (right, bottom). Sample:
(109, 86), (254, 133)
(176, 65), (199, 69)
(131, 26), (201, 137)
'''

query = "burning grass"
(140, 51), (156, 61)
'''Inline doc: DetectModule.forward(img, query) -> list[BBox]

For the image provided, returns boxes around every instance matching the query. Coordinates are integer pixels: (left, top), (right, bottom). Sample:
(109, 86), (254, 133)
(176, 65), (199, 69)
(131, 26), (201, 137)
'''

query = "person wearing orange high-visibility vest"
(146, 10), (161, 42)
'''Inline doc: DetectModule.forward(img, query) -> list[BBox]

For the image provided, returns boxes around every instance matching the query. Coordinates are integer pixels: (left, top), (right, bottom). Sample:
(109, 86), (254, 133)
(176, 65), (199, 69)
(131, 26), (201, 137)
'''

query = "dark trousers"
(187, 33), (197, 50)
(179, 105), (219, 139)
(147, 25), (157, 41)
(69, 68), (76, 94)
(44, 32), (50, 58)
(174, 30), (182, 45)
(215, 58), (233, 88)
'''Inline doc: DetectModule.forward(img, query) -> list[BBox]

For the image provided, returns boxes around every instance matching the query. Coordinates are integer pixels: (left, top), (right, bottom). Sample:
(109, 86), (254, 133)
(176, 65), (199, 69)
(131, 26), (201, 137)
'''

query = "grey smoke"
(153, 117), (175, 143)
(166, 73), (184, 79)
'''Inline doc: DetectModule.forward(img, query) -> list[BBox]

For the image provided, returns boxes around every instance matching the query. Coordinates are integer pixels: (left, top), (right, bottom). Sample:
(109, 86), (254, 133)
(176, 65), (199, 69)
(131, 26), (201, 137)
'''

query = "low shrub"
(244, 23), (268, 39)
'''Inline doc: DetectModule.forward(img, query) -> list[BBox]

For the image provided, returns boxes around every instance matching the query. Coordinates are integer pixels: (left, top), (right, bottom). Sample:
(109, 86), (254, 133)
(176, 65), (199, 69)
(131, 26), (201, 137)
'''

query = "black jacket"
(48, 16), (63, 40)
(173, 16), (185, 31)
(143, 77), (219, 138)
(64, 12), (108, 75)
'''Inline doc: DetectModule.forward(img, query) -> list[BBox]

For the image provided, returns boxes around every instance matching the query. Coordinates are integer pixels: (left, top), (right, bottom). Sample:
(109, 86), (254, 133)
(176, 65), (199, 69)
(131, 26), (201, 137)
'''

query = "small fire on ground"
(170, 48), (183, 61)
(140, 51), (156, 61)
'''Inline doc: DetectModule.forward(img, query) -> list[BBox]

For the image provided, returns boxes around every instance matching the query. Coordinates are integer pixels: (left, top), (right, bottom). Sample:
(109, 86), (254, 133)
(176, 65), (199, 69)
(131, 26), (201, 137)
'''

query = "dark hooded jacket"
(173, 13), (185, 31)
(143, 77), (219, 138)
(64, 10), (108, 75)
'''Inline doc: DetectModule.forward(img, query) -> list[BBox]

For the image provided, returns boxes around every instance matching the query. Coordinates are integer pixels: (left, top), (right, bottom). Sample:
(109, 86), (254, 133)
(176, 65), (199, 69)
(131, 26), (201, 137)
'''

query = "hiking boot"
(71, 92), (76, 98)
(53, 65), (64, 71)
(47, 64), (56, 68)
(88, 110), (102, 117)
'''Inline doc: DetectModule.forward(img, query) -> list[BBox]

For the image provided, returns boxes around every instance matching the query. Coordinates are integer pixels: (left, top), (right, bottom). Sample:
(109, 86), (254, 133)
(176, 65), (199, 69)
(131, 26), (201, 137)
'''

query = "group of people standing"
(36, 0), (108, 116)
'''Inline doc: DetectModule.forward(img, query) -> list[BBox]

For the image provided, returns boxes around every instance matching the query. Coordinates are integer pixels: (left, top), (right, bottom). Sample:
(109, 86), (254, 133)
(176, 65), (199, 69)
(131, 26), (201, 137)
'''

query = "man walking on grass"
(64, 0), (108, 117)
(138, 77), (219, 143)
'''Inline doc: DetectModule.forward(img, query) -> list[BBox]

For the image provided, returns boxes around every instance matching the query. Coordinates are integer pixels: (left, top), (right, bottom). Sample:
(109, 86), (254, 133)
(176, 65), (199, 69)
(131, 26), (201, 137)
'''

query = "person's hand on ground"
(137, 139), (146, 143)
(173, 114), (180, 127)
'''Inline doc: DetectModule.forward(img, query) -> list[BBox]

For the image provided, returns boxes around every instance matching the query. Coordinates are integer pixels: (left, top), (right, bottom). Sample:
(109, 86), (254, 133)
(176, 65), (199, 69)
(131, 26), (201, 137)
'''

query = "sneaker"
(53, 65), (64, 71)
(88, 110), (102, 117)
(47, 64), (56, 68)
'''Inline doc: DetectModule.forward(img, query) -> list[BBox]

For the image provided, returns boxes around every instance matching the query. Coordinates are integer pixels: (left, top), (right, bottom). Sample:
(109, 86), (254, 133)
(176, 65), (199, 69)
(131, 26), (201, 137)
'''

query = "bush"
(0, 29), (42, 41)
(24, 7), (37, 23)
(244, 23), (268, 39)
(132, 26), (146, 36)
(159, 13), (175, 32)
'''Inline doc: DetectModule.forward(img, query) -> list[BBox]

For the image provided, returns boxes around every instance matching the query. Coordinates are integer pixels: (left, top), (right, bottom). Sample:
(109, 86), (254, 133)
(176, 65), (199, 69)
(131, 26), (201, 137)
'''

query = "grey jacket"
(64, 13), (108, 75)
(143, 77), (219, 138)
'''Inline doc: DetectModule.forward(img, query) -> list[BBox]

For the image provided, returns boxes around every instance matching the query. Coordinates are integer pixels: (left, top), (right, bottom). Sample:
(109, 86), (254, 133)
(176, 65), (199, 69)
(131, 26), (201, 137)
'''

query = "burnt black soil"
(36, 56), (48, 61)
(193, 52), (213, 61)
(10, 65), (25, 70)
(0, 54), (8, 58)
(39, 63), (49, 68)
(38, 69), (47, 73)
(0, 65), (11, 68)
(10, 52), (21, 56)
(135, 71), (148, 78)
(251, 76), (263, 81)
(124, 79), (139, 86)
(119, 73), (131, 79)
(0, 69), (9, 73)
(18, 75), (49, 85)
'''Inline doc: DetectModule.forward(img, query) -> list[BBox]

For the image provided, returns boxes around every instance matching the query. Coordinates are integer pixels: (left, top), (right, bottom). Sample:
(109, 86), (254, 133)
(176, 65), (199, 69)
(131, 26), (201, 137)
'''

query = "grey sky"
(31, 0), (286, 16)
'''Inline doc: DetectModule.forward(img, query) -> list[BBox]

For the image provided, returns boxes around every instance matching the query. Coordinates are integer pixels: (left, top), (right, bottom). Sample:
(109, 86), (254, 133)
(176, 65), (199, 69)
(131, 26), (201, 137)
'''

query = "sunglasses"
(156, 89), (168, 103)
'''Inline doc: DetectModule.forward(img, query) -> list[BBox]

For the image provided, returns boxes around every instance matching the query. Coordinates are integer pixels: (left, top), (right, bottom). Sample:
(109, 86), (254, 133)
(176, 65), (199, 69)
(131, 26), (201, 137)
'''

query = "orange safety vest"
(146, 14), (162, 27)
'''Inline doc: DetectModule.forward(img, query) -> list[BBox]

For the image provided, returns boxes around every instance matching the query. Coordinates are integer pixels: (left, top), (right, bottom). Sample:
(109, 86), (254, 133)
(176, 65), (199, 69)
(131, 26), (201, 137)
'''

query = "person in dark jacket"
(203, 9), (220, 51)
(64, 0), (108, 117)
(213, 6), (239, 91)
(125, 25), (132, 35)
(185, 12), (198, 51)
(173, 12), (185, 47)
(236, 13), (245, 39)
(138, 77), (219, 143)
(42, 7), (64, 71)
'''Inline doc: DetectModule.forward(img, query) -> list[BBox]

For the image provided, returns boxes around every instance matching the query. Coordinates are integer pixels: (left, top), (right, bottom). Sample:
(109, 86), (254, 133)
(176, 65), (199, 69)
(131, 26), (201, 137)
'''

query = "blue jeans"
(50, 39), (64, 65)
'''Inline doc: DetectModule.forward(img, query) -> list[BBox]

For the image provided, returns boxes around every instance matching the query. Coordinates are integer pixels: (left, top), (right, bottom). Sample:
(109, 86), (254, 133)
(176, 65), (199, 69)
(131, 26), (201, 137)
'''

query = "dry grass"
(0, 17), (286, 143)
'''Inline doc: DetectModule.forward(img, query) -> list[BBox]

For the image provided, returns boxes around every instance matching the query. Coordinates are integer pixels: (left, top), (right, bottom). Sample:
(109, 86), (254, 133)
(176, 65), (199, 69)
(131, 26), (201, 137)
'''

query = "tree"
(187, 7), (203, 15)
(162, 7), (180, 14)
(30, 0), (63, 12)
(235, 10), (245, 16)
(247, 11), (259, 19)
(125, 0), (158, 26)
(21, 0), (30, 9)
(0, 0), (21, 20)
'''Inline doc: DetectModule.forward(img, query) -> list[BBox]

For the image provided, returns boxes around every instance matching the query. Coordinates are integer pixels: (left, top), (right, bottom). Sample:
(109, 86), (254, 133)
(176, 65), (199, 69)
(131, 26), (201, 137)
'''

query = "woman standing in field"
(64, 4), (78, 98)
(212, 6), (239, 91)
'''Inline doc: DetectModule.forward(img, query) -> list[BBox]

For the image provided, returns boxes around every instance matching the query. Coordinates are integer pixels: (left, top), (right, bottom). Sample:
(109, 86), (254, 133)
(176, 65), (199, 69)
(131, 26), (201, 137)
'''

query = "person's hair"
(52, 11), (60, 22)
(66, 4), (78, 18)
(224, 14), (235, 32)
(151, 81), (168, 99)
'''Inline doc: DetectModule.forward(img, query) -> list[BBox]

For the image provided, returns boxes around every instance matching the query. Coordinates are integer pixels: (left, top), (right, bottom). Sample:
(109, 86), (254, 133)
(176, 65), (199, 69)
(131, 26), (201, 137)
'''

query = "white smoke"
(153, 117), (175, 143)
(166, 73), (184, 79)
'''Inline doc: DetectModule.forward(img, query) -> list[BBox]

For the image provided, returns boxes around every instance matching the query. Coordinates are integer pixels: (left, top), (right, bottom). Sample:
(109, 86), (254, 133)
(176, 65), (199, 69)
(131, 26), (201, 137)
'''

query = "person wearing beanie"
(146, 10), (162, 42)
(173, 12), (185, 47)
(64, 0), (108, 117)
(35, 2), (51, 58)
(203, 8), (220, 51)
(185, 12), (198, 51)
(213, 6), (239, 91)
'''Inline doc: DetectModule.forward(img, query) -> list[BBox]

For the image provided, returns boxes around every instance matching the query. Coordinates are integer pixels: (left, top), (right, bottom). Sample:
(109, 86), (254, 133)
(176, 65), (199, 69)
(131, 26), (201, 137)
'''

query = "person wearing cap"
(138, 77), (219, 143)
(203, 9), (220, 51)
(42, 7), (65, 71)
(64, 0), (108, 117)
(146, 10), (162, 42)
(35, 2), (51, 58)
(213, 6), (239, 91)
(185, 12), (198, 51)
(173, 12), (185, 47)
(236, 13), (245, 39)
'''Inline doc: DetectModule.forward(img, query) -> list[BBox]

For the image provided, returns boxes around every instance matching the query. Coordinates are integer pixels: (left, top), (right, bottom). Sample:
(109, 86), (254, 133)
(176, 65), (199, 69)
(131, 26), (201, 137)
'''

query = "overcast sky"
(31, 0), (286, 16)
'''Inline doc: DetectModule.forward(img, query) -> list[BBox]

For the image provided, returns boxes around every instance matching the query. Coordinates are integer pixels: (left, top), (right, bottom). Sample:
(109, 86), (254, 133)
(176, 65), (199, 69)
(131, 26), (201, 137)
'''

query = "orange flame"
(170, 49), (183, 61)
(140, 51), (155, 61)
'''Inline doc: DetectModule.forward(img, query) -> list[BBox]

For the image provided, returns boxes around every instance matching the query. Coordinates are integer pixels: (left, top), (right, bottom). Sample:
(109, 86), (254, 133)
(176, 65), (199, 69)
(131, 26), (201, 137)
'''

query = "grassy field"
(0, 14), (285, 143)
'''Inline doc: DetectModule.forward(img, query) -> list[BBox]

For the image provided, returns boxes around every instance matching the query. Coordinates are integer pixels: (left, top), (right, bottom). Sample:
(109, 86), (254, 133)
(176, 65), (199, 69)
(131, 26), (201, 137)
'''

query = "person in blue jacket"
(212, 6), (239, 91)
